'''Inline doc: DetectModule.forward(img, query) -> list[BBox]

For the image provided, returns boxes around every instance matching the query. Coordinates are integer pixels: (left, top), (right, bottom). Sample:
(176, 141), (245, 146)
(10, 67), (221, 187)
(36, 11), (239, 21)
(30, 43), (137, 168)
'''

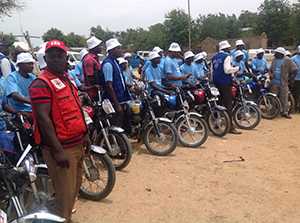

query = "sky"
(0, 0), (297, 46)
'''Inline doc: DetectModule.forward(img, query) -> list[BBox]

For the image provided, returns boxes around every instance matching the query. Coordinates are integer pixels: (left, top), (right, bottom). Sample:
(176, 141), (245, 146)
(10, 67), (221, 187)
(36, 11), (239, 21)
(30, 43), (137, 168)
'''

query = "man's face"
(152, 57), (161, 65)
(111, 46), (123, 58)
(45, 48), (68, 74)
(93, 44), (103, 54)
(195, 59), (204, 64)
(257, 53), (264, 59)
(237, 45), (244, 50)
(18, 62), (34, 73)
(274, 52), (284, 59)
(236, 55), (243, 62)
(185, 57), (193, 65)
(223, 48), (231, 53)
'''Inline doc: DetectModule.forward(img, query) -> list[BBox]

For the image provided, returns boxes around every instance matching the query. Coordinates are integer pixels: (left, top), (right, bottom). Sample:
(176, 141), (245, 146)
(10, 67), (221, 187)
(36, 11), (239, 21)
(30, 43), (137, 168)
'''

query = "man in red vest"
(29, 40), (89, 222)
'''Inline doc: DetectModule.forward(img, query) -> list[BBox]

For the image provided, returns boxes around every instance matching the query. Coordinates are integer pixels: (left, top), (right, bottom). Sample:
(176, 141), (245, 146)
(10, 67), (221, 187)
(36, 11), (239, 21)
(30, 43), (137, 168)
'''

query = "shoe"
(229, 128), (242, 135)
(282, 114), (292, 119)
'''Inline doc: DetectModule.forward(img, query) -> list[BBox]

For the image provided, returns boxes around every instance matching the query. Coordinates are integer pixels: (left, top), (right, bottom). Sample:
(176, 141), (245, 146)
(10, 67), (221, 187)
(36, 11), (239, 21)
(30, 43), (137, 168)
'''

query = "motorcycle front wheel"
(143, 121), (177, 156)
(80, 152), (116, 201)
(176, 113), (208, 148)
(233, 104), (261, 130)
(257, 94), (281, 119)
(207, 110), (230, 137)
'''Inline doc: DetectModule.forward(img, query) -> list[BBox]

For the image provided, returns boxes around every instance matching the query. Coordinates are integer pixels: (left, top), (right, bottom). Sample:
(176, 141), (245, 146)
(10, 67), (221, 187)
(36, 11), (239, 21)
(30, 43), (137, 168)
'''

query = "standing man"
(291, 46), (300, 112)
(0, 41), (15, 78)
(100, 38), (131, 127)
(231, 50), (246, 77)
(231, 40), (250, 72)
(270, 47), (298, 119)
(5, 52), (36, 114)
(29, 40), (88, 222)
(83, 36), (103, 100)
(212, 40), (241, 134)
(251, 48), (269, 75)
(163, 42), (190, 88)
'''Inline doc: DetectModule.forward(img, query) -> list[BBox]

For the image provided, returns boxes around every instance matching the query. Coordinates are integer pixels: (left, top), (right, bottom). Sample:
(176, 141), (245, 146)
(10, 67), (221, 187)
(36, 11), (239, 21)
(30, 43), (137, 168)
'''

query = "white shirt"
(0, 58), (12, 77)
(222, 51), (239, 74)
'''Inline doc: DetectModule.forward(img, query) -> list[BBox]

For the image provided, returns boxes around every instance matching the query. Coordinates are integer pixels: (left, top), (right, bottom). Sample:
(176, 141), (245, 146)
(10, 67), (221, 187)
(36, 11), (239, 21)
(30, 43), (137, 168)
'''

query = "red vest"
(33, 70), (87, 147)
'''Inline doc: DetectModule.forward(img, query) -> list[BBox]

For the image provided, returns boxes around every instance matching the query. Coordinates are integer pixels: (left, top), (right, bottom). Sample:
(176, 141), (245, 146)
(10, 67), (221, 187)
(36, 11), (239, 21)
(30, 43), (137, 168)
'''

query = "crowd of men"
(0, 37), (299, 222)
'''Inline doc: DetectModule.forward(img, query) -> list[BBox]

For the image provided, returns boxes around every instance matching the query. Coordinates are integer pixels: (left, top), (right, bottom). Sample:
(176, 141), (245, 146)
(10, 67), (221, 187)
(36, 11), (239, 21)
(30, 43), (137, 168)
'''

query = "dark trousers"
(292, 80), (300, 111)
(216, 84), (234, 129)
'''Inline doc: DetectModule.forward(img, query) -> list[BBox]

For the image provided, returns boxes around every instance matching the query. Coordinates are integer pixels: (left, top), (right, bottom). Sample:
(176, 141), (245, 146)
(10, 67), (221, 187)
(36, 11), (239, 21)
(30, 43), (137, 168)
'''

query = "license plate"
(210, 87), (220, 96)
(0, 209), (7, 223)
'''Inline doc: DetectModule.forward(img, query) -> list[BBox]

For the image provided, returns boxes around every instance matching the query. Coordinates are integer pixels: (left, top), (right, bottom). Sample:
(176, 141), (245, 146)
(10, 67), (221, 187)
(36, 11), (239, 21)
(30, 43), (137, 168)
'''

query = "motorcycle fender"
(11, 212), (65, 223)
(245, 100), (258, 106)
(214, 105), (227, 111)
(108, 126), (124, 133)
(35, 164), (48, 170)
(175, 112), (203, 124)
(157, 117), (173, 123)
(90, 145), (107, 154)
(264, 92), (278, 98)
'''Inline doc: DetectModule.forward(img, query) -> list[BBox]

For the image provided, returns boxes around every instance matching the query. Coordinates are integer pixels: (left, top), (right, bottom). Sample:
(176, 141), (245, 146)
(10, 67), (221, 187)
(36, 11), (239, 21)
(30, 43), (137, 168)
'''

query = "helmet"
(193, 89), (206, 104)
(164, 95), (177, 109)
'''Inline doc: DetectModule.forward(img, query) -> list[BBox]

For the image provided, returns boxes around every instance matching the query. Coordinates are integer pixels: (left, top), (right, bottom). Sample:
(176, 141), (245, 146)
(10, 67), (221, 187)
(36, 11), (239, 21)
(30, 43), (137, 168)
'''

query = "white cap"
(234, 50), (244, 59)
(236, 39), (245, 46)
(149, 51), (161, 60)
(274, 47), (286, 55)
(117, 57), (127, 65)
(219, 40), (231, 50)
(124, 52), (132, 58)
(13, 41), (30, 51)
(201, 51), (208, 59)
(16, 52), (35, 65)
(36, 42), (47, 69)
(168, 42), (181, 52)
(256, 48), (265, 55)
(106, 38), (122, 52)
(153, 46), (163, 53)
(194, 53), (204, 62)
(184, 51), (195, 60)
(298, 45), (300, 53)
(86, 36), (102, 50)
(285, 50), (291, 56)
(80, 48), (88, 60)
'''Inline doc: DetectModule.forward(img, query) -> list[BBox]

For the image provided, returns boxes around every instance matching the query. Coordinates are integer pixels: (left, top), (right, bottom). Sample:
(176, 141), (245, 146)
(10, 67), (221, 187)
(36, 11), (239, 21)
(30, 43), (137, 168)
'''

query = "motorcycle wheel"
(207, 110), (230, 137)
(288, 93), (296, 114)
(233, 104), (261, 130)
(257, 94), (281, 119)
(96, 131), (132, 171)
(143, 121), (177, 156)
(176, 114), (208, 148)
(80, 152), (116, 201)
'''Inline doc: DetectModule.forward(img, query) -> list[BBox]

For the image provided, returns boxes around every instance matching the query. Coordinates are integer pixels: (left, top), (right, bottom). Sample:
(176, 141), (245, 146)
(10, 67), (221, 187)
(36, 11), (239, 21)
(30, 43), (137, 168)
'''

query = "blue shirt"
(145, 64), (163, 93)
(103, 61), (126, 89)
(194, 63), (206, 79)
(68, 69), (82, 88)
(164, 56), (183, 87)
(251, 58), (269, 74)
(232, 59), (246, 76)
(292, 55), (300, 80)
(74, 62), (84, 83)
(5, 71), (36, 112)
(180, 63), (198, 85)
(231, 49), (249, 63)
(123, 69), (134, 86)
(0, 78), (7, 130)
(272, 59), (284, 85)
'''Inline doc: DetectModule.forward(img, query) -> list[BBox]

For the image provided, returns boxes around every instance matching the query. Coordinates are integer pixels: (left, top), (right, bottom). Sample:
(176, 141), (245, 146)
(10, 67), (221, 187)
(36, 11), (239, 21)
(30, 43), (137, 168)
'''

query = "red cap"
(45, 40), (68, 53)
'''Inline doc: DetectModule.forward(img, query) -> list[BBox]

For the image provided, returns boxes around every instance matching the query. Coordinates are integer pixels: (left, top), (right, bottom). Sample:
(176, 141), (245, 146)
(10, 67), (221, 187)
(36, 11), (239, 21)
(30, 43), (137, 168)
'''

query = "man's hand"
(52, 150), (69, 168)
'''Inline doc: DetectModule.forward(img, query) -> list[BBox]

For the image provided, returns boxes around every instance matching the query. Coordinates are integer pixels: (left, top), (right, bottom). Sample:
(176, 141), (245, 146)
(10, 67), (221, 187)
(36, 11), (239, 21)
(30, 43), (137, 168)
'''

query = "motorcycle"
(81, 91), (132, 171)
(126, 87), (178, 156)
(186, 80), (231, 137)
(156, 87), (208, 148)
(231, 77), (262, 130)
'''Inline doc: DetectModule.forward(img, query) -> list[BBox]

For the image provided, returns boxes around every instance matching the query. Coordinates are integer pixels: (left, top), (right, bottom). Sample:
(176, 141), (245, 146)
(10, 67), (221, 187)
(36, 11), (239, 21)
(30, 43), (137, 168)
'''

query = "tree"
(290, 0), (300, 45)
(0, 0), (22, 17)
(42, 28), (65, 42)
(90, 26), (115, 41)
(256, 0), (292, 46)
(0, 32), (15, 46)
(64, 32), (86, 47)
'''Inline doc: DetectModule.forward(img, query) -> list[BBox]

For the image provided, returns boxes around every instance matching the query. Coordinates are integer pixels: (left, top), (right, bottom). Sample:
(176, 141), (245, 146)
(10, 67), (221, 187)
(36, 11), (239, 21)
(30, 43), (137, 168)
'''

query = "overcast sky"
(0, 0), (297, 44)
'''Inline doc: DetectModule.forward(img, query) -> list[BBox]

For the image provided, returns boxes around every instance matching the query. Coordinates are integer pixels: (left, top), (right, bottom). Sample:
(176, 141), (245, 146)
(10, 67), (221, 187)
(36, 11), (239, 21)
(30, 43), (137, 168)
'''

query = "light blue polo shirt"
(164, 56), (183, 87)
(251, 58), (269, 74)
(145, 64), (163, 93)
(231, 49), (249, 63)
(180, 63), (198, 85)
(272, 59), (284, 85)
(292, 55), (300, 80)
(5, 71), (36, 112)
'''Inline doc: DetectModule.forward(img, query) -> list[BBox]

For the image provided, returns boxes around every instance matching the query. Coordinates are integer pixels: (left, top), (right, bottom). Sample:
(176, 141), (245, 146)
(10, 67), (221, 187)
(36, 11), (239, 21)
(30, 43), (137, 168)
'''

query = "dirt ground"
(73, 115), (300, 223)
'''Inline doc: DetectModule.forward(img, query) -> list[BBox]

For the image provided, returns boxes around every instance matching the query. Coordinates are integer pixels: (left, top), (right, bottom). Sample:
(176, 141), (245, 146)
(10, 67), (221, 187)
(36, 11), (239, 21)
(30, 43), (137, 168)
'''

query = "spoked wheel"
(96, 131), (132, 171)
(207, 110), (230, 137)
(233, 104), (261, 130)
(80, 153), (116, 201)
(176, 113), (208, 148)
(143, 121), (177, 156)
(257, 95), (281, 119)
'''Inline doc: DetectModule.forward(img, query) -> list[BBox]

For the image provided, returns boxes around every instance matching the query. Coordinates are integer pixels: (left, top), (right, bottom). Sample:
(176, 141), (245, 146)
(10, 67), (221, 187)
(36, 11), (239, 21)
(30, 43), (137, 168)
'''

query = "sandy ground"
(73, 115), (300, 223)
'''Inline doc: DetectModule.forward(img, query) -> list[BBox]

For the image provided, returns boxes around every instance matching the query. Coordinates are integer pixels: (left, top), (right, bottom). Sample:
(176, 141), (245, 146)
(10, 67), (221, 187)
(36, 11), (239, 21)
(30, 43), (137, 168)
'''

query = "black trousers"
(215, 84), (234, 128)
(292, 80), (300, 111)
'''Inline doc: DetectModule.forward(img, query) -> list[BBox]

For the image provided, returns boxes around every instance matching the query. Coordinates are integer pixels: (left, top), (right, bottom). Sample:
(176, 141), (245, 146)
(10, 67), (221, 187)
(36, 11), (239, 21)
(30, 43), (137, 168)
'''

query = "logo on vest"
(51, 78), (66, 90)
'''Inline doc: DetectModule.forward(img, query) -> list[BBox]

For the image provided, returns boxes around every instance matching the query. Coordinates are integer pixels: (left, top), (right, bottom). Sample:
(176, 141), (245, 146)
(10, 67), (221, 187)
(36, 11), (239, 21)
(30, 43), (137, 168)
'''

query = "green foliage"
(90, 26), (115, 41)
(0, 0), (23, 17)
(0, 32), (16, 46)
(42, 28), (65, 42)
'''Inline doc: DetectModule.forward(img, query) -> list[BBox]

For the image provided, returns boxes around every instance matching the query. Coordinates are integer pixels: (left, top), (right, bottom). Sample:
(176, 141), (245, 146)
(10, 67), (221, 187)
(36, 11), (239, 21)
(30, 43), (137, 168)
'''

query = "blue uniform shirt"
(123, 69), (134, 86)
(0, 78), (7, 130)
(292, 55), (300, 80)
(272, 59), (284, 85)
(194, 63), (206, 79)
(74, 62), (84, 83)
(164, 56), (183, 87)
(251, 58), (269, 74)
(231, 49), (249, 63)
(232, 59), (246, 76)
(5, 71), (36, 112)
(145, 64), (163, 93)
(103, 61), (126, 89)
(180, 63), (197, 85)
(68, 69), (82, 88)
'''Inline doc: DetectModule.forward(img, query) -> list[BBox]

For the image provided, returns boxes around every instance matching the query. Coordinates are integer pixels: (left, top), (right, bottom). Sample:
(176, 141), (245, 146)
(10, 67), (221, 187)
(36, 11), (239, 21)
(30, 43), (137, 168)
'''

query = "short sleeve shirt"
(164, 56), (183, 87)
(292, 55), (300, 80)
